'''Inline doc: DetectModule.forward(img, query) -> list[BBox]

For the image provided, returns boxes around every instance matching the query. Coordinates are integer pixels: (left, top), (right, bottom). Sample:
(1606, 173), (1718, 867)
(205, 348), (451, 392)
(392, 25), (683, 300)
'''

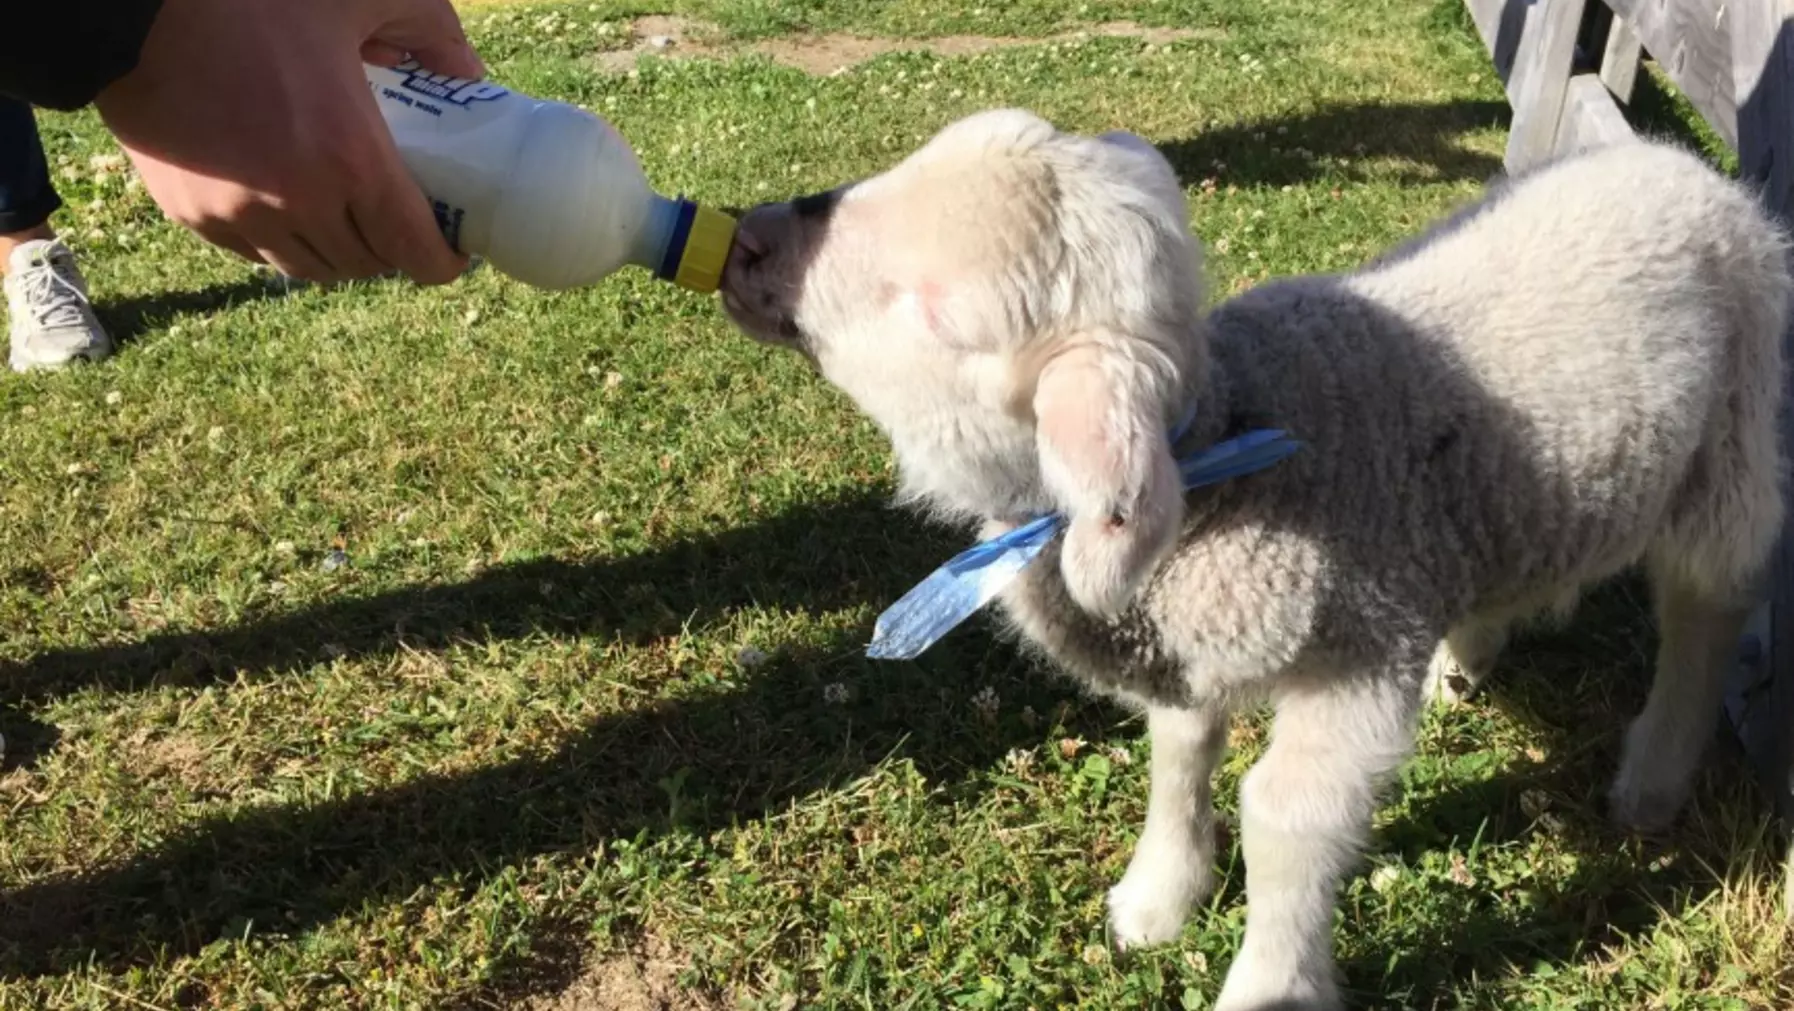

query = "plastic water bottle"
(364, 59), (735, 292)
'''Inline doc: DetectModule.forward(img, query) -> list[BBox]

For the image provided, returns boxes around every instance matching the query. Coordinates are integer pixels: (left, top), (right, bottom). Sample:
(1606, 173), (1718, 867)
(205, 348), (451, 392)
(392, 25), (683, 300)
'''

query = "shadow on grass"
(95, 272), (302, 346)
(1152, 99), (1511, 190)
(0, 632), (1109, 980)
(2, 490), (920, 708)
(0, 707), (58, 773)
(1146, 81), (1739, 200)
(0, 489), (1123, 980)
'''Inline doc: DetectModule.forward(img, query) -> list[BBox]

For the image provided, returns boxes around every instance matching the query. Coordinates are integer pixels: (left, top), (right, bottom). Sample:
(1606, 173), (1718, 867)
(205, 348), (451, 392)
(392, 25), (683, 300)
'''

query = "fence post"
(1504, 0), (1591, 169)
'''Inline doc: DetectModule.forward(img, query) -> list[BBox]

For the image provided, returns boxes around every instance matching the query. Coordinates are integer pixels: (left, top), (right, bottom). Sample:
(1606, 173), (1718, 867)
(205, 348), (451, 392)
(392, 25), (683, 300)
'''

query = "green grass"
(3, 0), (1791, 1008)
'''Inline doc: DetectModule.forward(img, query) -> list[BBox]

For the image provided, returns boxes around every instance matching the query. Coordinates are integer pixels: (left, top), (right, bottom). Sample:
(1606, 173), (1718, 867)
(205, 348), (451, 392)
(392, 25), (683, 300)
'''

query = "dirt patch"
(133, 730), (216, 788)
(524, 934), (728, 1011)
(596, 16), (1219, 75)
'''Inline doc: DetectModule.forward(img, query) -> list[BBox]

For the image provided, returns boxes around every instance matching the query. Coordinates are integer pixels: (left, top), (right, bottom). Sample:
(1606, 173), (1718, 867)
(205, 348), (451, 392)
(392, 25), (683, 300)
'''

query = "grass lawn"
(2, 0), (1790, 1008)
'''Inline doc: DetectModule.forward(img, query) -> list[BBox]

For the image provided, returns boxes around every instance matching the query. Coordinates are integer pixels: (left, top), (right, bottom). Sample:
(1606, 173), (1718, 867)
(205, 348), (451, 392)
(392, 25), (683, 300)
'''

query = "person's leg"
(0, 95), (62, 250)
(1, 96), (111, 372)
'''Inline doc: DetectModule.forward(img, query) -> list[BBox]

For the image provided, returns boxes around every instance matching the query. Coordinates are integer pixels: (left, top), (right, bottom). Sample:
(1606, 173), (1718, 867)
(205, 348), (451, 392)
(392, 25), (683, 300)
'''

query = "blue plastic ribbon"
(865, 415), (1301, 660)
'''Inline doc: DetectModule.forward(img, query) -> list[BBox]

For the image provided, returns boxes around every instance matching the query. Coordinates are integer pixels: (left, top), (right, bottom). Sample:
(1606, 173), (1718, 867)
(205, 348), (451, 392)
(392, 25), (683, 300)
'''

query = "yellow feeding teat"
(667, 204), (737, 294)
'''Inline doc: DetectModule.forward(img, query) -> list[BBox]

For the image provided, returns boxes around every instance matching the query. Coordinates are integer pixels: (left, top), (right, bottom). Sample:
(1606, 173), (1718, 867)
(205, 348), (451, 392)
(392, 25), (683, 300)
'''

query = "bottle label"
(391, 58), (509, 107)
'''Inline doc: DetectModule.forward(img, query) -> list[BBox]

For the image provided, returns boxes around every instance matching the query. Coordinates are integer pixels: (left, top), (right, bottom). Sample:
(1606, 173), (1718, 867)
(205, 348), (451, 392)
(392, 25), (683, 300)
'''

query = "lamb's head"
(720, 109), (1206, 616)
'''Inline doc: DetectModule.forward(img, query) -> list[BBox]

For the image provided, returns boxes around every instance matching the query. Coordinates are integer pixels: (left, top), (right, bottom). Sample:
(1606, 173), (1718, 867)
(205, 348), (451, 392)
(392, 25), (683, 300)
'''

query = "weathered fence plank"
(1467, 0), (1532, 88)
(1505, 0), (1592, 169)
(1555, 74), (1636, 154)
(1606, 0), (1737, 145)
(1599, 12), (1643, 102)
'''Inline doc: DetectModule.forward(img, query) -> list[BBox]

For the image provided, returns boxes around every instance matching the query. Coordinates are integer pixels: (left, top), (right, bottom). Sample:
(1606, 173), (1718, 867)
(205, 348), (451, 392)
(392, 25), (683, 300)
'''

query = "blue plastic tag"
(865, 420), (1301, 660)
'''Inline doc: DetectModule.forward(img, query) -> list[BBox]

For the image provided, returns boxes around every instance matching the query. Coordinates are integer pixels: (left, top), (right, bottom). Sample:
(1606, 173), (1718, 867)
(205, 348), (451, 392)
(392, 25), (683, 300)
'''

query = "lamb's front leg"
(1215, 671), (1420, 1011)
(1108, 704), (1228, 948)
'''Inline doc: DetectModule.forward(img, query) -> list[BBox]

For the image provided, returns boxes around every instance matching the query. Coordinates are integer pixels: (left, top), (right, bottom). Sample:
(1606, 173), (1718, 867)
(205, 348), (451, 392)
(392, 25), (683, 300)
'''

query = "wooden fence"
(1461, 0), (1794, 895)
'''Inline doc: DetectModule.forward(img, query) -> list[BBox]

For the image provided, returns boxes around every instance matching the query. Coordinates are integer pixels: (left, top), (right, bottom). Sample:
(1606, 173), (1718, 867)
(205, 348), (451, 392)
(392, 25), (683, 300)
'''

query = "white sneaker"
(6, 238), (112, 373)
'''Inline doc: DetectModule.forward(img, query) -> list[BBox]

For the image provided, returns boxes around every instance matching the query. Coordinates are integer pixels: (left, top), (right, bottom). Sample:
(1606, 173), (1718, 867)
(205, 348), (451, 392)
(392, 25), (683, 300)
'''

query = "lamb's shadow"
(0, 489), (1126, 980)
(1150, 99), (1511, 190)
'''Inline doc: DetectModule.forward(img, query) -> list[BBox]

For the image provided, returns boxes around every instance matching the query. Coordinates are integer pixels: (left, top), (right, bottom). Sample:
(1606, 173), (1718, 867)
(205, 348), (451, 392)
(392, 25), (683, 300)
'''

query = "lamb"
(716, 109), (1792, 1010)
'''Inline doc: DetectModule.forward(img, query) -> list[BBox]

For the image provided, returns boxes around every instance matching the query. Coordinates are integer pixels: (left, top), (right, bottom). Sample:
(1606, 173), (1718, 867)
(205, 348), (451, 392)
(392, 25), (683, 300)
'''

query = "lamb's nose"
(729, 202), (799, 279)
(732, 222), (768, 269)
(722, 220), (772, 290)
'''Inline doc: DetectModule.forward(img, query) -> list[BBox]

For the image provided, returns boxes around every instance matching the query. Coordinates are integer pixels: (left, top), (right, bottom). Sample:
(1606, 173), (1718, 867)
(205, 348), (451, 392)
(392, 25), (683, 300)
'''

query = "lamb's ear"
(1033, 338), (1183, 617)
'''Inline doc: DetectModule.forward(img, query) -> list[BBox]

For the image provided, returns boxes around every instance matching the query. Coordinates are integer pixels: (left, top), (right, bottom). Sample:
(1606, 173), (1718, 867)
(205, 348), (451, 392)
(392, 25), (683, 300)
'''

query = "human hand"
(94, 0), (484, 285)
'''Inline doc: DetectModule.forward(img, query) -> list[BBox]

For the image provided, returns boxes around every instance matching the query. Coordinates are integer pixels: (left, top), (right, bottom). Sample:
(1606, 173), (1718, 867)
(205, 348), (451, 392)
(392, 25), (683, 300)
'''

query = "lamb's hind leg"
(1612, 393), (1781, 833)
(1108, 704), (1228, 948)
(1609, 562), (1755, 833)
(1215, 669), (1421, 1011)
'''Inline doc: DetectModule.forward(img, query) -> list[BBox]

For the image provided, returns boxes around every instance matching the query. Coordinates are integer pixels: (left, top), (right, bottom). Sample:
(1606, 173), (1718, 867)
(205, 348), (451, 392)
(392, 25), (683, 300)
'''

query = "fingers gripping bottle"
(364, 60), (735, 292)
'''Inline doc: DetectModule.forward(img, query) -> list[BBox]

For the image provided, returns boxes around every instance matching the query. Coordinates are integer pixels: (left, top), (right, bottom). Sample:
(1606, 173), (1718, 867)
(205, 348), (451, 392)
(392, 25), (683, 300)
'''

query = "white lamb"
(717, 109), (1792, 1009)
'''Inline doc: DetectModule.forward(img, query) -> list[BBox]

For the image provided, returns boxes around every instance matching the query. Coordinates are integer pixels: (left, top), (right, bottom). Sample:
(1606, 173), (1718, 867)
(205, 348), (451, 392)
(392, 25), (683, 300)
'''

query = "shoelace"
(18, 255), (93, 330)
(864, 408), (1302, 660)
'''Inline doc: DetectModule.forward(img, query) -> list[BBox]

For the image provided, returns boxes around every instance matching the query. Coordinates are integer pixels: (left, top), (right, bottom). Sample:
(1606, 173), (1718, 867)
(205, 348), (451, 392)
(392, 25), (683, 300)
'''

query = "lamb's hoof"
(1607, 774), (1687, 835)
(1214, 994), (1341, 1011)
(1107, 870), (1199, 950)
(1213, 951), (1342, 1011)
